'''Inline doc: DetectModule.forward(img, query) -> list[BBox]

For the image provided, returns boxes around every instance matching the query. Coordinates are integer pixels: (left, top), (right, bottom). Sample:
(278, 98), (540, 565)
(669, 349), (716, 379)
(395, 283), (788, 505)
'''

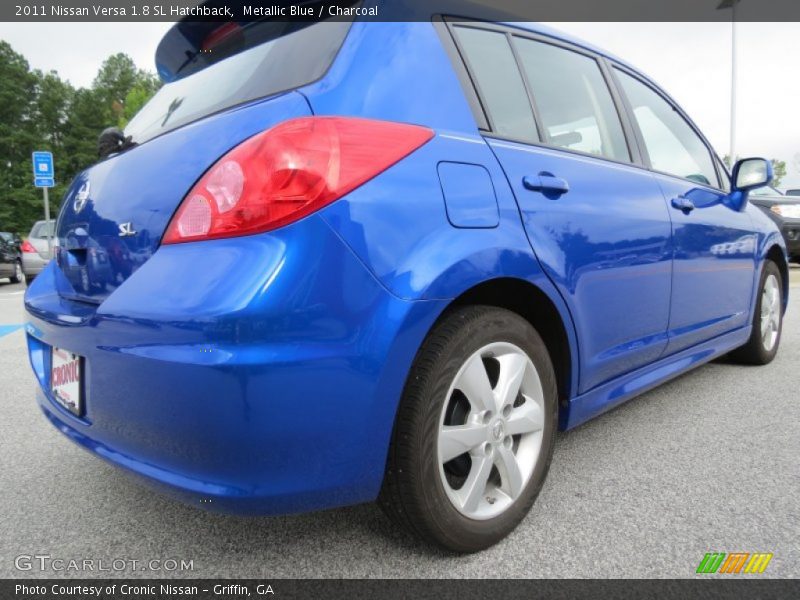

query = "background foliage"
(0, 41), (160, 235)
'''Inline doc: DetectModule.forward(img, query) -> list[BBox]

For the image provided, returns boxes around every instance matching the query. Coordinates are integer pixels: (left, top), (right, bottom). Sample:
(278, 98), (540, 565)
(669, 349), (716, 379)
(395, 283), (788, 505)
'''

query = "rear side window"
(125, 21), (352, 144)
(615, 69), (719, 187)
(453, 26), (538, 141)
(514, 38), (629, 162)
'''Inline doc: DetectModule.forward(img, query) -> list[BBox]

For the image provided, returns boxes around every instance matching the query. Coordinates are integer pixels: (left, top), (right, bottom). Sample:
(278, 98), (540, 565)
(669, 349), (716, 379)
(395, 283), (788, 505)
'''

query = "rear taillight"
(162, 117), (434, 245)
(21, 240), (36, 253)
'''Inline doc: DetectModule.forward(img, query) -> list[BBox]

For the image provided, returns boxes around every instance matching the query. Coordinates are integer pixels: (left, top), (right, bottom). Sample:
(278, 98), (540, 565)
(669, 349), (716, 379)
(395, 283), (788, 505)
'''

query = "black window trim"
(444, 19), (541, 141)
(607, 61), (731, 194)
(714, 154), (733, 192)
(507, 31), (639, 165)
(432, 17), (490, 132)
(506, 30), (547, 143)
(441, 18), (642, 169)
(438, 18), (734, 194)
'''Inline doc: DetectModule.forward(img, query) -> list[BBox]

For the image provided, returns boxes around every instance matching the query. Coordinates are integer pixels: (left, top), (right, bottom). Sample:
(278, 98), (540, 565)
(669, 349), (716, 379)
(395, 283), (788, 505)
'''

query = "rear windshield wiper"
(98, 127), (138, 159)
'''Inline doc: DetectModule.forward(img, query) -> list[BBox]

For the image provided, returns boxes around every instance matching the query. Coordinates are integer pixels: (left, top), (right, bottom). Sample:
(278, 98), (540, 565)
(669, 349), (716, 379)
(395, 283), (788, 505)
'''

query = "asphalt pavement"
(0, 267), (798, 579)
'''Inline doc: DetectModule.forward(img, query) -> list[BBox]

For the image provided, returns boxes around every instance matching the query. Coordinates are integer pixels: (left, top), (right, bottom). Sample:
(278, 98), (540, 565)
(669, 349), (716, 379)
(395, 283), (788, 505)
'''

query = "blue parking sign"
(32, 151), (55, 187)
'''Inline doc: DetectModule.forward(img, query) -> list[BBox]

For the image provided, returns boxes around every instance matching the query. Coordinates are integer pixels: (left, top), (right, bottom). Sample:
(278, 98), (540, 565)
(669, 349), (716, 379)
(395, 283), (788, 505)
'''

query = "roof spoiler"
(154, 0), (351, 82)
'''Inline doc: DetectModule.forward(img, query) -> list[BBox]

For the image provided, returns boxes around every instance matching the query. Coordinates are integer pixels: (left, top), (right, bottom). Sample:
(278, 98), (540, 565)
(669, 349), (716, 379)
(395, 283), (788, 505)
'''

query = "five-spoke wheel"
(760, 273), (781, 352)
(438, 342), (544, 520)
(731, 260), (783, 365)
(380, 306), (557, 553)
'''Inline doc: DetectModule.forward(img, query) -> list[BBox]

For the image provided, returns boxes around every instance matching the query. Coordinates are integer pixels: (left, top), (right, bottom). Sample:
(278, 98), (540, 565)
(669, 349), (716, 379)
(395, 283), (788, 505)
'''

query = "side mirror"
(732, 158), (773, 192)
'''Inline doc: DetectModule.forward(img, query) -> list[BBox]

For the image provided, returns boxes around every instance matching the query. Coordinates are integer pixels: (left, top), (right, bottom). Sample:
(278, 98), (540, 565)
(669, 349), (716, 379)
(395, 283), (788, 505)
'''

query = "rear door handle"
(671, 196), (695, 213)
(523, 172), (570, 195)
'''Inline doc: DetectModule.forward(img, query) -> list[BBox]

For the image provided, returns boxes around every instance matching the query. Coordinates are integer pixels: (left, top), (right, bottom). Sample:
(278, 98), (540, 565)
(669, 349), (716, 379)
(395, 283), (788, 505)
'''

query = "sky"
(1, 21), (799, 188)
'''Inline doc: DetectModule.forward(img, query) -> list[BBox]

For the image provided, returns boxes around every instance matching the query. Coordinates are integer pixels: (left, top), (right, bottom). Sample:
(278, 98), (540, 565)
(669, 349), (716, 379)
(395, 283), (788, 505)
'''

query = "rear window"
(125, 21), (352, 144)
(515, 38), (630, 162)
(452, 26), (538, 141)
(30, 221), (55, 238)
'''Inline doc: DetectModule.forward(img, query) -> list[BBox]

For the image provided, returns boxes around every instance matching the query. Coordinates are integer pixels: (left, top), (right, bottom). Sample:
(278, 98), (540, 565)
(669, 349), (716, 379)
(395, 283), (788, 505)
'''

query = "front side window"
(615, 69), (719, 187)
(514, 38), (630, 162)
(715, 158), (731, 192)
(453, 26), (538, 142)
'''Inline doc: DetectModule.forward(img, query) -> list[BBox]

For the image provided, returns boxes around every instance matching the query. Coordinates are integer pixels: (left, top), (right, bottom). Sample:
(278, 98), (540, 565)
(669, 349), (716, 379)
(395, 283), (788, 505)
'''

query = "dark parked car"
(784, 189), (800, 197)
(0, 231), (23, 283)
(749, 186), (800, 262)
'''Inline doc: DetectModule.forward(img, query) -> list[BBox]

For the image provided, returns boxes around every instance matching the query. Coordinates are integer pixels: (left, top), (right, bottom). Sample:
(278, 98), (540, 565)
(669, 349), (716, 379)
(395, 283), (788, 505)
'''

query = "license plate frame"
(51, 347), (83, 416)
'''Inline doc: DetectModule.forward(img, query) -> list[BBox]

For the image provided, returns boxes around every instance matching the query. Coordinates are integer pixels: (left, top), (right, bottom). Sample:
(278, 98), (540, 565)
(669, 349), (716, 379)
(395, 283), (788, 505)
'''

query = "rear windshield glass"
(125, 21), (352, 144)
(30, 221), (55, 238)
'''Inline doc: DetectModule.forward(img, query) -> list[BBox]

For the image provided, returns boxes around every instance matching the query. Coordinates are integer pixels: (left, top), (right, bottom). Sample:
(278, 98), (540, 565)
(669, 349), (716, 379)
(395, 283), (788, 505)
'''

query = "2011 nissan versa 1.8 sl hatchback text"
(25, 13), (788, 553)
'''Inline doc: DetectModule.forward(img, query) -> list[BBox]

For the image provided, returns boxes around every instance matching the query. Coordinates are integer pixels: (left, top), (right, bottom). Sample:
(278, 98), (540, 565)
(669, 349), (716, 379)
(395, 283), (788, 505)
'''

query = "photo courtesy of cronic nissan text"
(0, 1), (798, 599)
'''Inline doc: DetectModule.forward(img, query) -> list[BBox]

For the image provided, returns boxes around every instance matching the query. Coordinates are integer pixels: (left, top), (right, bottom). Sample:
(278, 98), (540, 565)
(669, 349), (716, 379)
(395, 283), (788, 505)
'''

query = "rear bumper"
(25, 215), (444, 515)
(21, 253), (48, 275)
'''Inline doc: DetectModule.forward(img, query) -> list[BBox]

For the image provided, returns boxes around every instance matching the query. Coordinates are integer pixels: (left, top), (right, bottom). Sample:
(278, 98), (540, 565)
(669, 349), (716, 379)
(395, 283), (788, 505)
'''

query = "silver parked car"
(21, 220), (54, 285)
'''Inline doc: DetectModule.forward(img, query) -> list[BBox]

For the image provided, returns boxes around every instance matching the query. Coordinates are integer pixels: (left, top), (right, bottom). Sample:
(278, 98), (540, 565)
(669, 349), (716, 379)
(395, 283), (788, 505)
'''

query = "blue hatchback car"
(25, 14), (788, 552)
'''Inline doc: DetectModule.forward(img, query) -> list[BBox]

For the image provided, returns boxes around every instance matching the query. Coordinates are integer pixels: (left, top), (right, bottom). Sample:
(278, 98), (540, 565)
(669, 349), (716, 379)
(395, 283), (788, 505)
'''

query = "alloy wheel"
(437, 342), (545, 520)
(760, 273), (781, 351)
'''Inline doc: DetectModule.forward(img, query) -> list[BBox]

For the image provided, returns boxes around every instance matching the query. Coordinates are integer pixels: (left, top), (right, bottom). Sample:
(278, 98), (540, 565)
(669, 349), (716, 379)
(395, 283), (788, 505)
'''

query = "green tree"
(31, 70), (76, 214)
(0, 41), (41, 234)
(771, 159), (787, 188)
(61, 87), (108, 180)
(0, 42), (161, 234)
(93, 53), (160, 128)
(118, 80), (159, 129)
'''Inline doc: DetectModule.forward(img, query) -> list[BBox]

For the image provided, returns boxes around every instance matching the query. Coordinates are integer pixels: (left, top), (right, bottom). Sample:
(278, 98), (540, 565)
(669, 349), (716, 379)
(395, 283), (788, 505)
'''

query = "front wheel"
(379, 306), (558, 553)
(730, 260), (783, 364)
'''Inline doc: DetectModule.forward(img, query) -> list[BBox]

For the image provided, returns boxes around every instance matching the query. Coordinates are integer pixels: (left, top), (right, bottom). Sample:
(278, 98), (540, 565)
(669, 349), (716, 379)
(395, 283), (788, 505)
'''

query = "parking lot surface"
(1, 267), (798, 578)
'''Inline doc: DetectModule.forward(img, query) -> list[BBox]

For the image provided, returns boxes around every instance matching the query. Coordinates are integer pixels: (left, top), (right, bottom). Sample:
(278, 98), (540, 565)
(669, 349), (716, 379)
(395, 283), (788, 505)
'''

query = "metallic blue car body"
(25, 17), (788, 515)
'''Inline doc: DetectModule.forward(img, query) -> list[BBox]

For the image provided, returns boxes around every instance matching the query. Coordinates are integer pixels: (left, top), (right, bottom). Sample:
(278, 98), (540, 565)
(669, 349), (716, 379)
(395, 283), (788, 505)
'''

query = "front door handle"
(523, 172), (570, 195)
(671, 196), (695, 214)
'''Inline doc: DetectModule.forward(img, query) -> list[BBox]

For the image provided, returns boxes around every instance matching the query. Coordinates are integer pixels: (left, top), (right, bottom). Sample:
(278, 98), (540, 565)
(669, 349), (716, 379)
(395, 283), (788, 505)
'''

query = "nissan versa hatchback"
(25, 13), (788, 553)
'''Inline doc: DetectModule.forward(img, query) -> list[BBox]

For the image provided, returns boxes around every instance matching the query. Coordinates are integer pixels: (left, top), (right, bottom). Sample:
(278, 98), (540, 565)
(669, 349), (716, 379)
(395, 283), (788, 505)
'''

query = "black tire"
(379, 306), (558, 553)
(729, 260), (783, 365)
(9, 261), (23, 284)
(24, 273), (36, 286)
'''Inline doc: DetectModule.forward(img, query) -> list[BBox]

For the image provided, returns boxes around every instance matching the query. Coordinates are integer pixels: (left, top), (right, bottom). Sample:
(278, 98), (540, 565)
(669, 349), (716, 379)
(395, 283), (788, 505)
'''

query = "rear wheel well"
(766, 244), (789, 307)
(446, 278), (572, 404)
